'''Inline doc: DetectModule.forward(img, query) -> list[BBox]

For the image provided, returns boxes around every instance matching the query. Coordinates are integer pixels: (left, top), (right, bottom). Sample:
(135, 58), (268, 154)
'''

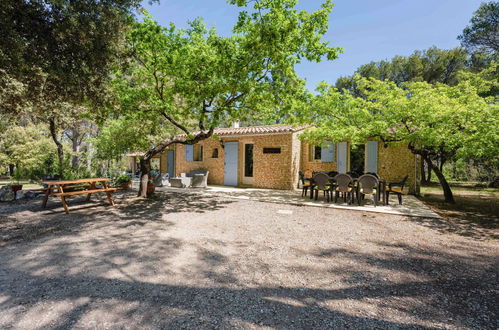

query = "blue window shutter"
(366, 141), (378, 173)
(321, 142), (335, 162)
(185, 145), (193, 162)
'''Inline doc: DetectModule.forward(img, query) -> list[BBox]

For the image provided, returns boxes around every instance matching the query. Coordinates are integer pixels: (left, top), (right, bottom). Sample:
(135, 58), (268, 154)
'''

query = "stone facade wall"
(243, 134), (294, 190)
(300, 141), (337, 177)
(378, 143), (419, 194)
(175, 139), (225, 185)
(172, 133), (419, 193)
(159, 153), (167, 173)
(174, 133), (295, 190)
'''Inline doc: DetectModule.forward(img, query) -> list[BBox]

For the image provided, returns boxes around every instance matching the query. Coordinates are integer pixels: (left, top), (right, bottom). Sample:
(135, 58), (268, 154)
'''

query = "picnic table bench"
(42, 178), (118, 214)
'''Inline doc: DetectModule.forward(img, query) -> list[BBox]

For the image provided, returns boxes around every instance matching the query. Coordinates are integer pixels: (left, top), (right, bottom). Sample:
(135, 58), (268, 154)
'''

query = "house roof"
(184, 124), (306, 137)
(127, 125), (306, 156)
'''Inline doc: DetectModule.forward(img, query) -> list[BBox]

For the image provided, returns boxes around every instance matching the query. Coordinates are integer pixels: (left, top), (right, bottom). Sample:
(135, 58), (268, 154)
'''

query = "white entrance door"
(224, 142), (238, 186)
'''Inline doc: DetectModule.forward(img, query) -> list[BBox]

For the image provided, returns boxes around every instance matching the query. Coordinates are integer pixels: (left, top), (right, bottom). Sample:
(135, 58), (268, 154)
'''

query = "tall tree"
(458, 1), (499, 54)
(335, 47), (471, 183)
(114, 0), (341, 197)
(335, 47), (469, 94)
(299, 67), (498, 203)
(0, 0), (147, 177)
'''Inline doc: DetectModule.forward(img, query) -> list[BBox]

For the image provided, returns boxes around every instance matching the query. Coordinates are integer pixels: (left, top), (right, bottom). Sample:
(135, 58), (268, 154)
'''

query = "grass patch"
(0, 180), (43, 190)
(419, 182), (498, 240)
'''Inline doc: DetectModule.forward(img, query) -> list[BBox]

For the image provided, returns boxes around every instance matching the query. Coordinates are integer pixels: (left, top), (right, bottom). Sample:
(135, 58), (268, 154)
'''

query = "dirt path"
(0, 191), (497, 329)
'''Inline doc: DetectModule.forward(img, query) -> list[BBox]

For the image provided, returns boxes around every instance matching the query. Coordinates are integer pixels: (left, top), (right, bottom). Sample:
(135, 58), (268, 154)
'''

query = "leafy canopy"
(335, 47), (470, 95)
(0, 0), (146, 112)
(110, 0), (341, 154)
(458, 1), (499, 54)
(300, 66), (499, 160)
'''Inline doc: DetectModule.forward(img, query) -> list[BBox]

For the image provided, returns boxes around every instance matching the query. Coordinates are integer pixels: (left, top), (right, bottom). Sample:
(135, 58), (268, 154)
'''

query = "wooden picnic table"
(42, 178), (118, 214)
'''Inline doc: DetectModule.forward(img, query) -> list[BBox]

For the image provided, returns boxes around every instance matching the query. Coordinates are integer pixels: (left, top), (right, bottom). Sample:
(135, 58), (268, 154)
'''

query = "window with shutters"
(309, 143), (335, 162)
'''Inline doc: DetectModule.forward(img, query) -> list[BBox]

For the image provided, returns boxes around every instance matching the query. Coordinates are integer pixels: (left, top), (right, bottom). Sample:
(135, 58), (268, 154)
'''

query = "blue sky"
(142, 0), (483, 91)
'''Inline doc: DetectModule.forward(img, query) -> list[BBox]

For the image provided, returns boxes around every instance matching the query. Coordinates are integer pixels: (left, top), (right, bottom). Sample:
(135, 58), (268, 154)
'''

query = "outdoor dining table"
(41, 178), (118, 214)
(306, 175), (387, 205)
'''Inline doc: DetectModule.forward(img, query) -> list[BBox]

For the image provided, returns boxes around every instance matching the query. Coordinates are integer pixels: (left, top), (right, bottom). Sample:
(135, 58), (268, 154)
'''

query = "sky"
(141, 0), (484, 91)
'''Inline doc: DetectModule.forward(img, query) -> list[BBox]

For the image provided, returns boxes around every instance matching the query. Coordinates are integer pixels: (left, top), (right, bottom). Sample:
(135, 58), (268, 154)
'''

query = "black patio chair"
(357, 174), (379, 207)
(332, 173), (354, 204)
(385, 175), (408, 205)
(312, 172), (331, 202)
(299, 171), (312, 197)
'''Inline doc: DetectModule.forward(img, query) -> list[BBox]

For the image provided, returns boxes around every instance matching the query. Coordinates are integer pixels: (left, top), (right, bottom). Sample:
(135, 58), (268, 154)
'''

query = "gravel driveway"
(0, 190), (497, 329)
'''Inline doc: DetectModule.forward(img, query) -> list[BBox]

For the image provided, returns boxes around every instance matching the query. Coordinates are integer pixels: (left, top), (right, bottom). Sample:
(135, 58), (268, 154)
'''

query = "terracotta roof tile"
(182, 124), (305, 137)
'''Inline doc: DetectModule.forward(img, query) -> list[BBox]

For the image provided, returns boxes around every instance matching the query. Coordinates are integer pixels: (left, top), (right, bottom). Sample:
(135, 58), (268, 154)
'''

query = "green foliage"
(458, 1), (499, 54)
(0, 0), (147, 112)
(0, 124), (57, 178)
(106, 0), (339, 161)
(113, 173), (132, 186)
(335, 47), (469, 94)
(304, 69), (498, 160)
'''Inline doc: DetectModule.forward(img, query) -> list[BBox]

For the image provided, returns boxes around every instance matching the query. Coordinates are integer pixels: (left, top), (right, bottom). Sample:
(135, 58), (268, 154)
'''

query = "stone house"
(129, 124), (420, 193)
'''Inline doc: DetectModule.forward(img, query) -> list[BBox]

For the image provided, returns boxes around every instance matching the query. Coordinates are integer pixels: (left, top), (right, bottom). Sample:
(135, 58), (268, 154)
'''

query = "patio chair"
(357, 174), (379, 207)
(312, 172), (331, 202)
(332, 173), (354, 204)
(299, 171), (312, 197)
(187, 170), (209, 188)
(385, 175), (408, 205)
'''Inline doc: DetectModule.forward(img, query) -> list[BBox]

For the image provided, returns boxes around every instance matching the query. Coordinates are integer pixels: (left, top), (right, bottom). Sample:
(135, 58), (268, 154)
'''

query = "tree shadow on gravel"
(418, 192), (498, 240)
(0, 234), (497, 329)
(313, 241), (498, 329)
(0, 190), (233, 245)
(0, 268), (451, 329)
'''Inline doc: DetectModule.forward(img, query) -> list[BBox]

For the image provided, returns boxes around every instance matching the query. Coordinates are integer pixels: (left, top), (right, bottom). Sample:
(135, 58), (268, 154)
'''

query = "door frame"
(242, 142), (254, 185)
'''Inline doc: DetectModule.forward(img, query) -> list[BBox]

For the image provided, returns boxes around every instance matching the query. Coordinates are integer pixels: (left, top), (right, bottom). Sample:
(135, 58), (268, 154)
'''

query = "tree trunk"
(421, 157), (432, 185)
(426, 158), (432, 183)
(134, 126), (215, 198)
(425, 155), (455, 203)
(49, 118), (64, 178)
(8, 164), (14, 176)
(71, 127), (80, 169)
(420, 159), (427, 184)
(138, 158), (151, 198)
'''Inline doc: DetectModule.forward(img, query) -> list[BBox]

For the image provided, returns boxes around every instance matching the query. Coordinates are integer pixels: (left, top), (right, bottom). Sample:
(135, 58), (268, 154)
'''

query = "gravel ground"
(0, 190), (498, 329)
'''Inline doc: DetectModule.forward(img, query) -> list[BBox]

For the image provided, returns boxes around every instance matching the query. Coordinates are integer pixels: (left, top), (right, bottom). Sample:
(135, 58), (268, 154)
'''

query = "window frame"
(193, 144), (203, 162)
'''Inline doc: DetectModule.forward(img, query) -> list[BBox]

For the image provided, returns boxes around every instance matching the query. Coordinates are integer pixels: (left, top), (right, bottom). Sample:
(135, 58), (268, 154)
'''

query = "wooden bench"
(42, 178), (117, 214)
(53, 188), (119, 197)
